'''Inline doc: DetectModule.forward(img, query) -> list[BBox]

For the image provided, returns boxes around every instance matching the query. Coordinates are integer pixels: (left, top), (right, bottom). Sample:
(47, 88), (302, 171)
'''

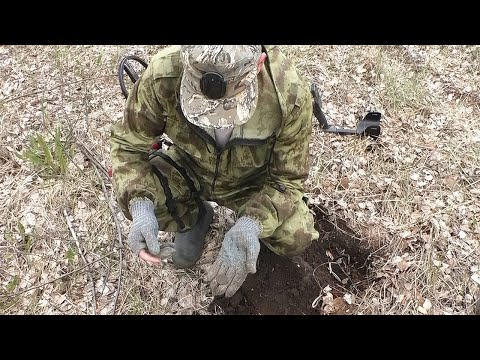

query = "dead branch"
(1, 251), (114, 298)
(76, 141), (110, 179)
(63, 209), (97, 315)
(2, 75), (116, 104)
(93, 166), (124, 315)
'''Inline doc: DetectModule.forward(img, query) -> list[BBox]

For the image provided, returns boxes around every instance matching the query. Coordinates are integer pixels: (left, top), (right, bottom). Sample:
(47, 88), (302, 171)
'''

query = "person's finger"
(127, 228), (145, 255)
(213, 266), (236, 297)
(209, 261), (228, 296)
(139, 249), (162, 264)
(209, 278), (220, 296)
(144, 231), (160, 256)
(246, 243), (258, 274)
(211, 262), (229, 296)
(205, 258), (222, 282)
(128, 241), (147, 256)
(225, 271), (247, 298)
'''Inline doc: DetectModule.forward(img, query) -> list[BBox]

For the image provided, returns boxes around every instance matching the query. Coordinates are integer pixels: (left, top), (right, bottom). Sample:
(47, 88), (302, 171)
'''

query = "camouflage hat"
(180, 45), (262, 129)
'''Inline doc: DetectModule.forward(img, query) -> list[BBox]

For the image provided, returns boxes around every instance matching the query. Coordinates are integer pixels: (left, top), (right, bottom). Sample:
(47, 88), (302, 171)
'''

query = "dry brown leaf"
(410, 212), (423, 221)
(417, 306), (428, 315)
(326, 250), (334, 260)
(340, 176), (349, 189)
(471, 273), (480, 286)
(393, 256), (411, 272)
(443, 175), (458, 188)
(324, 297), (352, 315)
(343, 293), (355, 305)
(423, 298), (432, 311)
(397, 259), (411, 272)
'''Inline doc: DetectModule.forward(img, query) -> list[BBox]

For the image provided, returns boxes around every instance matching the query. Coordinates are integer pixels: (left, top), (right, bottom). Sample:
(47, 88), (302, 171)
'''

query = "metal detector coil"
(311, 83), (381, 139)
(118, 55), (149, 99)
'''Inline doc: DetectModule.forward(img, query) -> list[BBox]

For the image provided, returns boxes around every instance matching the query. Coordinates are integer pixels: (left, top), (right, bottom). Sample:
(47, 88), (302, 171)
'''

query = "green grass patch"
(17, 127), (73, 178)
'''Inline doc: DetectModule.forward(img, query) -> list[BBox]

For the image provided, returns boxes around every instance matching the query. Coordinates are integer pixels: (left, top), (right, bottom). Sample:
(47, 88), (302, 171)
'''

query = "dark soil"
(209, 203), (374, 315)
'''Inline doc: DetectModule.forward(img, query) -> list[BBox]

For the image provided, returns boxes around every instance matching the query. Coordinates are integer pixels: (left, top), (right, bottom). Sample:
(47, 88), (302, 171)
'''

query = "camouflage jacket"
(111, 45), (314, 238)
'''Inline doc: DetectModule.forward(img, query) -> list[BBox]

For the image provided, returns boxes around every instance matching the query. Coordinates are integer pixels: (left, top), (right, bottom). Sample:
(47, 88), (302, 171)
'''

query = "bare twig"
(2, 75), (116, 104)
(76, 141), (110, 179)
(93, 166), (124, 315)
(1, 252), (114, 298)
(72, 136), (125, 314)
(63, 209), (97, 315)
(327, 262), (343, 282)
(310, 203), (365, 243)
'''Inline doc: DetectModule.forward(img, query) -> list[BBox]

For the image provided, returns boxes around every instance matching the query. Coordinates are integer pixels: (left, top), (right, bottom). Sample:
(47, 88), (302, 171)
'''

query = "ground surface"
(1, 45), (479, 315)
(211, 206), (371, 315)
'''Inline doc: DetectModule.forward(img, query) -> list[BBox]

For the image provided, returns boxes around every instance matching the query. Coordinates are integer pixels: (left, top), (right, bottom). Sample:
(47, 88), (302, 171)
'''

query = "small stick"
(1, 252), (114, 298)
(63, 209), (97, 315)
(93, 166), (124, 315)
(76, 142), (110, 179)
(2, 75), (115, 104)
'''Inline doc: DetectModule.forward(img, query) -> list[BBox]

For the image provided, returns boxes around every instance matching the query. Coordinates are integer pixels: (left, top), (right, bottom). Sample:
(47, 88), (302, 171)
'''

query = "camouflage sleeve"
(238, 83), (313, 238)
(110, 67), (166, 220)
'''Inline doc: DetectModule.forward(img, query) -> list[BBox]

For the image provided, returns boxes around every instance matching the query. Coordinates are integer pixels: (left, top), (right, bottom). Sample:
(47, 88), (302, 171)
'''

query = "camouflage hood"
(179, 45), (262, 130)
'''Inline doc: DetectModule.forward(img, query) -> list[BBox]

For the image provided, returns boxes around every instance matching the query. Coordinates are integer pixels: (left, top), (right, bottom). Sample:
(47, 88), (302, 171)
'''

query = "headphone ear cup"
(200, 72), (227, 100)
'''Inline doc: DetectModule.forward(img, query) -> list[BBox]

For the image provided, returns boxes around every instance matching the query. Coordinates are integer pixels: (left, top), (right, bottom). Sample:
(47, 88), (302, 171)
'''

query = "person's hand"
(206, 217), (261, 297)
(138, 245), (175, 264)
(128, 198), (174, 264)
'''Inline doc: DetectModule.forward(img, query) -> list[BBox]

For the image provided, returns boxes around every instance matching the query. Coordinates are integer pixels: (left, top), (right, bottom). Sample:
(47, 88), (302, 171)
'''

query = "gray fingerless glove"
(128, 198), (160, 256)
(205, 217), (261, 298)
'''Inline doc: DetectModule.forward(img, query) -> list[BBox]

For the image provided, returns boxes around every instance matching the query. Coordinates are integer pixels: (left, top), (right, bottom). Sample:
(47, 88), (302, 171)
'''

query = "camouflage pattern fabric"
(110, 45), (319, 257)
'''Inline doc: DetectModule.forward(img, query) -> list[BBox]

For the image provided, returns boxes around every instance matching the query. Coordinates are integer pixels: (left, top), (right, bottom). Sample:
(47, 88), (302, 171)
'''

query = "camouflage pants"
(149, 147), (319, 257)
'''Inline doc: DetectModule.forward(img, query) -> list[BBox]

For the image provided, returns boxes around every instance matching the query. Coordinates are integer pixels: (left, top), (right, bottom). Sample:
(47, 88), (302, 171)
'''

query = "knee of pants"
(262, 199), (319, 257)
(155, 198), (200, 233)
(149, 148), (202, 233)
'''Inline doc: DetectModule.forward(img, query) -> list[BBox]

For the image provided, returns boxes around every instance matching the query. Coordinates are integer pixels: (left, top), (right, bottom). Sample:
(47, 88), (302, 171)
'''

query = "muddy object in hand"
(216, 274), (229, 285)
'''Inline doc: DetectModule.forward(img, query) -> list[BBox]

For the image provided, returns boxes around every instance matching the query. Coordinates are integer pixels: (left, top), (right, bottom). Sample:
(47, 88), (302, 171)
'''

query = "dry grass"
(0, 45), (479, 314)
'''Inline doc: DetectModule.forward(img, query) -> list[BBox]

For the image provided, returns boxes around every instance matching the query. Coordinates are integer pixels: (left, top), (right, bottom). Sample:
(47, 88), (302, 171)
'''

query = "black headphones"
(200, 72), (226, 100)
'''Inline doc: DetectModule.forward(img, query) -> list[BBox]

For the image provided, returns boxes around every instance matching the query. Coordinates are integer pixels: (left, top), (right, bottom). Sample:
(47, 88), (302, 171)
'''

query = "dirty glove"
(128, 198), (161, 256)
(206, 217), (261, 298)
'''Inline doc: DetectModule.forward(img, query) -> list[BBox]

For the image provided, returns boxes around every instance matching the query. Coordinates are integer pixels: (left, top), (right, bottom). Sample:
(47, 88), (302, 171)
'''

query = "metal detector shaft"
(311, 83), (381, 139)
